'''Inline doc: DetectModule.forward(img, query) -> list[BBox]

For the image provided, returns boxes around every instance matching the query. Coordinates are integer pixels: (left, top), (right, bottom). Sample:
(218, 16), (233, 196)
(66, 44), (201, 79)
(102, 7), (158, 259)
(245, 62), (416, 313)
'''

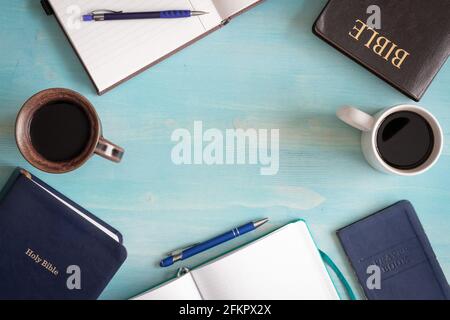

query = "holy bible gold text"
(349, 19), (410, 69)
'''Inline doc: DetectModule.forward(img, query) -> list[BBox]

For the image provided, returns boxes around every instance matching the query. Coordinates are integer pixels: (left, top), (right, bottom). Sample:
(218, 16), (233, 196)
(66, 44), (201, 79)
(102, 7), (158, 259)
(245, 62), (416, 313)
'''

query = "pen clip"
(167, 243), (199, 257)
(91, 9), (123, 15)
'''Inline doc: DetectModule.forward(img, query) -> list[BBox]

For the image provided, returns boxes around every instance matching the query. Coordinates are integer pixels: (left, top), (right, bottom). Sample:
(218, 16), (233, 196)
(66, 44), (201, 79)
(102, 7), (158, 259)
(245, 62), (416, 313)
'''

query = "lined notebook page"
(213, 0), (260, 19)
(133, 273), (202, 300)
(48, 0), (222, 93)
(191, 221), (340, 300)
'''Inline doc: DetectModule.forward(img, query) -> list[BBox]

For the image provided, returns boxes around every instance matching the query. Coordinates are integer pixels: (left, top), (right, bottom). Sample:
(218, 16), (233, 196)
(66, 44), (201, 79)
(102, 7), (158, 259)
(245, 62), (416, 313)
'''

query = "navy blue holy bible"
(338, 201), (449, 300)
(0, 168), (127, 300)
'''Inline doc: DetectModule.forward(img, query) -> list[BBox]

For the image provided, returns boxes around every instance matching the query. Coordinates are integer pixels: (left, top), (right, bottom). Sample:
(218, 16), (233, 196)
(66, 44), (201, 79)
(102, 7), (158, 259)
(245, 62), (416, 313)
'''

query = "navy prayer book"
(338, 200), (449, 300)
(0, 168), (127, 300)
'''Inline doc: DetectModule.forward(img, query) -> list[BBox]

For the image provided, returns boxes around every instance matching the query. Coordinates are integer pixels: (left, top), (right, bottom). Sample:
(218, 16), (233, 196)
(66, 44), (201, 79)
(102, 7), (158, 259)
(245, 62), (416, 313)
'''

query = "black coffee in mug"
(17, 88), (124, 174)
(377, 111), (434, 170)
(30, 101), (92, 162)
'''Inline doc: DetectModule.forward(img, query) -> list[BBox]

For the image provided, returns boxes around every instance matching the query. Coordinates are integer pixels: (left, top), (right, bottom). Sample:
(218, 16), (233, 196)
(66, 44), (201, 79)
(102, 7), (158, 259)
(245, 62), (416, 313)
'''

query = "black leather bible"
(314, 0), (450, 101)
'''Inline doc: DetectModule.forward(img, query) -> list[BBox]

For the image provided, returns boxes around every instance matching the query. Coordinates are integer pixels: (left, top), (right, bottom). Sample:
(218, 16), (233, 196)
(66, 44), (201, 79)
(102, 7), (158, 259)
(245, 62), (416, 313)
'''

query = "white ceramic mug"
(337, 105), (443, 176)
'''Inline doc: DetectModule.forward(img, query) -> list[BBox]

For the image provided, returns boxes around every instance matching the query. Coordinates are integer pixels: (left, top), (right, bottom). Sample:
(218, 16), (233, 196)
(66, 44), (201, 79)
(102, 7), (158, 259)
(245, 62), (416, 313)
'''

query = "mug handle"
(95, 137), (124, 163)
(337, 106), (375, 132)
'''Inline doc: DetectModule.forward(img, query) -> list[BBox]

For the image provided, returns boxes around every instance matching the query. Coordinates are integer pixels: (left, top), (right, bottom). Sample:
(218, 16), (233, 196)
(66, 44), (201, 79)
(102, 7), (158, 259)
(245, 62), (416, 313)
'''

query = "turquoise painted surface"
(0, 0), (449, 299)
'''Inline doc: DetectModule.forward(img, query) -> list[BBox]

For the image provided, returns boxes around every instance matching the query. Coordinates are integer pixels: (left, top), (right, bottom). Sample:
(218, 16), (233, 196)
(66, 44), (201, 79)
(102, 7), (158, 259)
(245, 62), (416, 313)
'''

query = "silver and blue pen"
(83, 9), (208, 22)
(160, 218), (269, 267)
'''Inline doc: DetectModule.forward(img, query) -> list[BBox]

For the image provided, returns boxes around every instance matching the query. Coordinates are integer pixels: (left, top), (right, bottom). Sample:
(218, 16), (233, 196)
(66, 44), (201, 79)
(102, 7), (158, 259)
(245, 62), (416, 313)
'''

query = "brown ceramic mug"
(15, 88), (124, 174)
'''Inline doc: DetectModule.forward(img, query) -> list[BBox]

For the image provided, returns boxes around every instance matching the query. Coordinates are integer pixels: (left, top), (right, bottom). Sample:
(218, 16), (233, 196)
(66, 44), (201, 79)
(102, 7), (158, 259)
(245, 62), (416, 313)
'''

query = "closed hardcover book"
(337, 200), (450, 300)
(0, 168), (127, 299)
(314, 0), (450, 101)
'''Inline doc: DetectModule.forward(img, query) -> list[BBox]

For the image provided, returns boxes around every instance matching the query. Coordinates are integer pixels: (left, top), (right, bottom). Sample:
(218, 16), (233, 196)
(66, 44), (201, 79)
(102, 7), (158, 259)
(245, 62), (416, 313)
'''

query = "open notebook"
(133, 220), (340, 300)
(44, 0), (263, 94)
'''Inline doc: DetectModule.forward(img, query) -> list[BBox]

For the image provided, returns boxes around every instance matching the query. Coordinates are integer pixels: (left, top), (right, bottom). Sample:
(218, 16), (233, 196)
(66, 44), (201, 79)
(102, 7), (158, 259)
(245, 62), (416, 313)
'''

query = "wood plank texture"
(0, 0), (448, 299)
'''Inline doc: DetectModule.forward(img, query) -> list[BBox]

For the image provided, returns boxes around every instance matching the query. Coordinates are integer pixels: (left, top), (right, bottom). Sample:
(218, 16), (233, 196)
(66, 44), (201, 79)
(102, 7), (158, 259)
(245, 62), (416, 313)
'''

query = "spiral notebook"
(133, 220), (341, 300)
(43, 0), (263, 95)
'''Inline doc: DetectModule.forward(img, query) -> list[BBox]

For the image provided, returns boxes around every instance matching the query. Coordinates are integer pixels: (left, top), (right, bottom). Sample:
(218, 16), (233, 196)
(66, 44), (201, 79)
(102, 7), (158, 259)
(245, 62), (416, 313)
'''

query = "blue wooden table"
(1, 0), (449, 299)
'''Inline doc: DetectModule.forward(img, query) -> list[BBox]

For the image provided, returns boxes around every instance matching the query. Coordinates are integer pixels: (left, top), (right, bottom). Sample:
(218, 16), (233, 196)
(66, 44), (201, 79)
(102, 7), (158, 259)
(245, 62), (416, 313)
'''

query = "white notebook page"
(213, 0), (260, 20)
(48, 0), (222, 93)
(133, 273), (202, 300)
(191, 221), (340, 300)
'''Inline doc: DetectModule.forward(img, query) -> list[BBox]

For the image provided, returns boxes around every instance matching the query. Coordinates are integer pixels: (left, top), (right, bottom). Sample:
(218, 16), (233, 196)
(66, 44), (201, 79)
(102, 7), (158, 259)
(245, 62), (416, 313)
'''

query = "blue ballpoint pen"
(160, 218), (269, 267)
(82, 9), (208, 22)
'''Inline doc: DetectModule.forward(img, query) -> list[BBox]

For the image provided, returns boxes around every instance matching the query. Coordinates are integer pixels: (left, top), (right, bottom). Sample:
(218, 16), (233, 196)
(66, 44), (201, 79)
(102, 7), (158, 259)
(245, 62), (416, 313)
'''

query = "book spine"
(0, 168), (22, 205)
(336, 231), (369, 300)
(340, 246), (368, 299)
